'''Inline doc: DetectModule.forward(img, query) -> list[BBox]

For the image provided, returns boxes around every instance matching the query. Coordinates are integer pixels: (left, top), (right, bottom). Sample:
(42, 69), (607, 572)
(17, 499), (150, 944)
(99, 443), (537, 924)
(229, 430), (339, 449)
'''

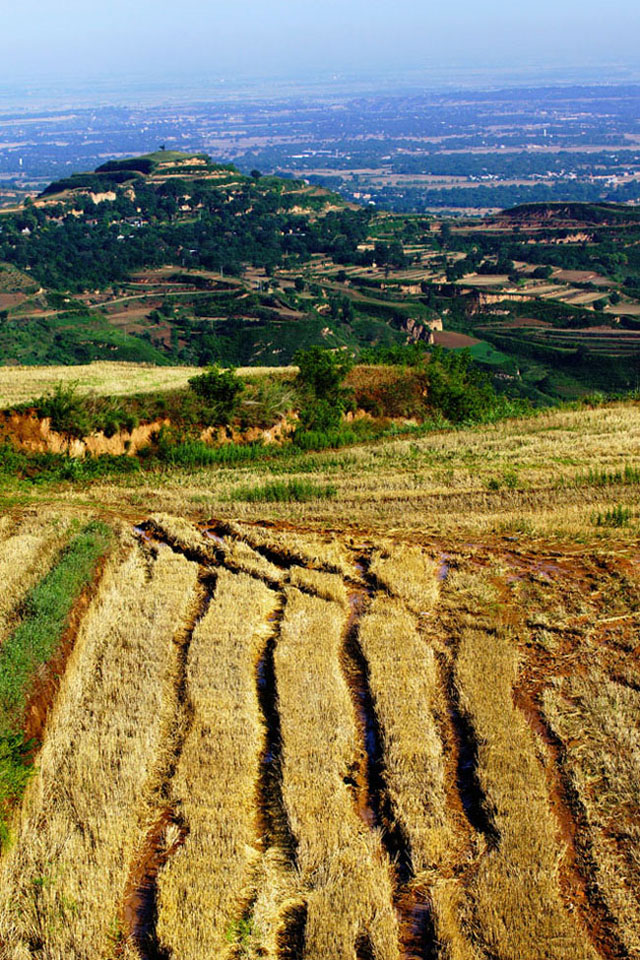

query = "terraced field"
(0, 506), (638, 960)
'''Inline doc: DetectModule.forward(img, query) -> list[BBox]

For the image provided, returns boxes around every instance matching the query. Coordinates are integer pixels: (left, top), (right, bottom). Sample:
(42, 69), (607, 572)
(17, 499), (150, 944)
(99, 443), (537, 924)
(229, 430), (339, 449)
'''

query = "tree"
(439, 222), (452, 249)
(294, 346), (354, 432)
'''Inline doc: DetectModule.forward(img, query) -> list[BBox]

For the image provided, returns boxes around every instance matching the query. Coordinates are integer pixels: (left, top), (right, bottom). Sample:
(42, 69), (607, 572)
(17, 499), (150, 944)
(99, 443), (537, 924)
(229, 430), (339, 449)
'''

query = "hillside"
(1, 157), (640, 399)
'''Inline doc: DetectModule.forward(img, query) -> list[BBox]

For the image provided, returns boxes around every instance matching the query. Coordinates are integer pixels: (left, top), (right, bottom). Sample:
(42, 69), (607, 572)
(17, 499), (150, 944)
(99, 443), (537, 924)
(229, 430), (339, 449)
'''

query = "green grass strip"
(229, 479), (337, 503)
(0, 520), (112, 844)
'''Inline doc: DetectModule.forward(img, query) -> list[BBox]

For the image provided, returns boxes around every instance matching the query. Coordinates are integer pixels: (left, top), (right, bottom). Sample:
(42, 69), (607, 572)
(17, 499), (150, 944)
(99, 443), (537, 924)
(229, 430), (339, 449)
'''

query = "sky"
(1, 0), (639, 90)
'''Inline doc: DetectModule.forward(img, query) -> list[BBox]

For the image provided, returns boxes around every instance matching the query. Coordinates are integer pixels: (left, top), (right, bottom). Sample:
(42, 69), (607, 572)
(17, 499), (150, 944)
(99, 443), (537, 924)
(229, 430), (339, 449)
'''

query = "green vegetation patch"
(229, 479), (337, 503)
(0, 521), (112, 845)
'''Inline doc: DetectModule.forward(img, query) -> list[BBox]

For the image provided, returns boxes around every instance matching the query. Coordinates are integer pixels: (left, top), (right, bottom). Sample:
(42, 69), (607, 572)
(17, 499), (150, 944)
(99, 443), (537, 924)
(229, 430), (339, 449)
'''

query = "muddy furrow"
(211, 521), (298, 571)
(397, 897), (439, 960)
(353, 585), (451, 960)
(256, 598), (299, 864)
(121, 571), (214, 960)
(447, 691), (497, 843)
(275, 587), (400, 959)
(249, 592), (309, 959)
(515, 687), (627, 960)
(211, 519), (354, 580)
(340, 586), (442, 960)
(277, 902), (308, 960)
(341, 588), (412, 882)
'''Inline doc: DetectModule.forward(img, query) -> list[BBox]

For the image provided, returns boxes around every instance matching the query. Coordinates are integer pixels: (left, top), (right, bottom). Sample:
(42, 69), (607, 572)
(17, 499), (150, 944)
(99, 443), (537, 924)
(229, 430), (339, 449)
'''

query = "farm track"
(1, 513), (637, 959)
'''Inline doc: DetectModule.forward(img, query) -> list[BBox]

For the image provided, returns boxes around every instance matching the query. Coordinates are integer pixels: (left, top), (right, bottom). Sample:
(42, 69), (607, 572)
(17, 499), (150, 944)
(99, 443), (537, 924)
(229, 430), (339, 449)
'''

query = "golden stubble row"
(358, 595), (452, 875)
(454, 623), (598, 960)
(0, 543), (199, 960)
(275, 588), (399, 960)
(544, 673), (640, 959)
(358, 550), (482, 960)
(155, 569), (287, 959)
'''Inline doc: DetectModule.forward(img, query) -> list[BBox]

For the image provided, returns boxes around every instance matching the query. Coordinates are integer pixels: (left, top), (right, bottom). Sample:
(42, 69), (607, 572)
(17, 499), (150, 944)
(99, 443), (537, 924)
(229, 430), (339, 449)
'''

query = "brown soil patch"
(433, 331), (480, 348)
(0, 293), (27, 310)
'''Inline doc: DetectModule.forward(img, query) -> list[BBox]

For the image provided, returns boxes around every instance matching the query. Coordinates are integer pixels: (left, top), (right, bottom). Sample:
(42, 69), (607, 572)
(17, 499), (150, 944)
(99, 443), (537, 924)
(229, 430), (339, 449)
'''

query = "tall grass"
(593, 505), (632, 527)
(569, 464), (640, 488)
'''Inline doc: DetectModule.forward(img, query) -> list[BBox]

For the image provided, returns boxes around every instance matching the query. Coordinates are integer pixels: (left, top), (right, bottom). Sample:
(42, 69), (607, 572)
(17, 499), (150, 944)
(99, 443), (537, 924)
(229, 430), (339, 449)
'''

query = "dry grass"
(224, 538), (285, 584)
(455, 623), (597, 960)
(156, 569), (281, 960)
(148, 513), (284, 583)
(275, 588), (399, 959)
(0, 362), (295, 408)
(0, 515), (14, 541)
(544, 673), (640, 958)
(1, 400), (639, 957)
(0, 543), (199, 960)
(369, 543), (439, 614)
(430, 880), (482, 960)
(288, 566), (348, 605)
(227, 521), (356, 578)
(358, 596), (452, 874)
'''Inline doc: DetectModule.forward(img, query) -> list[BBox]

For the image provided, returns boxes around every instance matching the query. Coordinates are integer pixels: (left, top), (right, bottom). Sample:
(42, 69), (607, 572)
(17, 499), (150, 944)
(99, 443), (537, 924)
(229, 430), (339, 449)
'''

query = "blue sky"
(2, 0), (639, 84)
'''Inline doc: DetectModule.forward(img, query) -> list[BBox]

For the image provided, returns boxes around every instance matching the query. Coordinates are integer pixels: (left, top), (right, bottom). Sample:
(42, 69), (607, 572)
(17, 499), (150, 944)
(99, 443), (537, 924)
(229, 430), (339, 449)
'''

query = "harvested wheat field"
(0, 499), (638, 960)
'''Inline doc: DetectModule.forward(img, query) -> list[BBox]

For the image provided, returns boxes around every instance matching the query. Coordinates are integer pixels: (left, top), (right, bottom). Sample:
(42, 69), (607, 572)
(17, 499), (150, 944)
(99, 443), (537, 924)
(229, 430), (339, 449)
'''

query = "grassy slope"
(0, 398), (638, 545)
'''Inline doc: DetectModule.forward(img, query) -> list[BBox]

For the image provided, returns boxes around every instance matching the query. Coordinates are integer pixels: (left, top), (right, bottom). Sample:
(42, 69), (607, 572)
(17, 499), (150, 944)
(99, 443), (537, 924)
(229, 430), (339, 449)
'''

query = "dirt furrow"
(256, 598), (299, 863)
(121, 572), (213, 960)
(342, 581), (448, 960)
(341, 588), (412, 880)
(277, 902), (308, 960)
(445, 679), (498, 843)
(515, 686), (627, 960)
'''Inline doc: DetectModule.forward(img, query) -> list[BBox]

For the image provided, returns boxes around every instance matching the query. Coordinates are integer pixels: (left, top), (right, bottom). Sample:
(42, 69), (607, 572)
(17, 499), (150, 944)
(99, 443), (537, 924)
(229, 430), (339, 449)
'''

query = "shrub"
(35, 382), (91, 440)
(188, 366), (245, 424)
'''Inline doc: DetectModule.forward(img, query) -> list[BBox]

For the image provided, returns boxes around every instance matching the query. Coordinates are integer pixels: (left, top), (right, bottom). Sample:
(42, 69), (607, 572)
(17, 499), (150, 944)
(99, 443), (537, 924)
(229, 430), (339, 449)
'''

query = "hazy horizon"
(1, 0), (639, 98)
